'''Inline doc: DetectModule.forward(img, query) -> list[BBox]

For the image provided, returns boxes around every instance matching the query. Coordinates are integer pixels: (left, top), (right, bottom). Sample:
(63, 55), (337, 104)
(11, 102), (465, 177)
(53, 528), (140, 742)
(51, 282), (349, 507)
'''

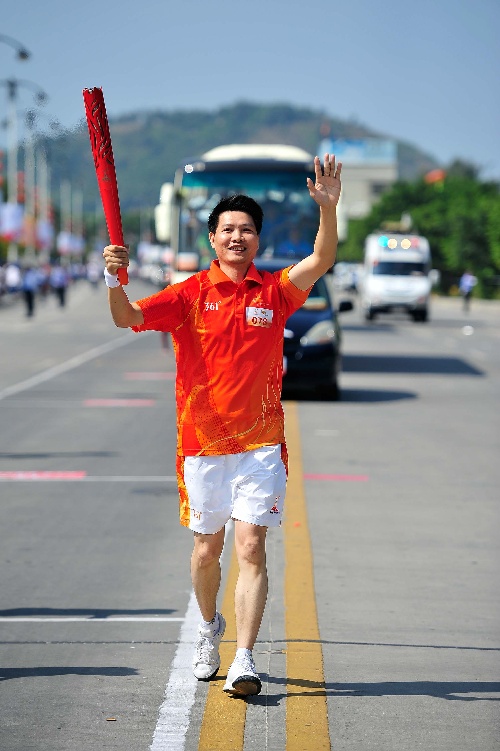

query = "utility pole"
(0, 35), (31, 262)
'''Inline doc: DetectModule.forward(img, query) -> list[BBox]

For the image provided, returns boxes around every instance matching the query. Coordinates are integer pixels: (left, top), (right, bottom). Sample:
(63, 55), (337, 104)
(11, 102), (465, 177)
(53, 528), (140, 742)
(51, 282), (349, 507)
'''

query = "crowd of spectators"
(0, 260), (102, 317)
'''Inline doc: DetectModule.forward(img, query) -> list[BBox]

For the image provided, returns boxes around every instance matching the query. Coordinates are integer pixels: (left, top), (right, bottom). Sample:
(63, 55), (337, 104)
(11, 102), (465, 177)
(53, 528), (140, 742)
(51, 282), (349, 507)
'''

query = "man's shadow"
(219, 675), (500, 705)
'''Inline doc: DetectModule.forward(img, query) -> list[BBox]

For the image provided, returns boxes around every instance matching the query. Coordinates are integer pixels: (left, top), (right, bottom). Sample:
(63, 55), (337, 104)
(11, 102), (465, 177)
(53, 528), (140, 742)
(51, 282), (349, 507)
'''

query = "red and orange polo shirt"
(132, 260), (309, 457)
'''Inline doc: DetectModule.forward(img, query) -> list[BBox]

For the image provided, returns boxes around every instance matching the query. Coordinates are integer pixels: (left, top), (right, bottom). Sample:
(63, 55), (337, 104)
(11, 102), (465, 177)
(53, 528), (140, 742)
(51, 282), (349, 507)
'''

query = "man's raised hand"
(306, 153), (342, 208)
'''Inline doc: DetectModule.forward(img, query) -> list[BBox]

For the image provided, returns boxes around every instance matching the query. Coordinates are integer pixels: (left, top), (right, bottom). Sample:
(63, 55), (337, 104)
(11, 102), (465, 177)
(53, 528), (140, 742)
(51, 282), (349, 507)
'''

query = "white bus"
(154, 143), (319, 284)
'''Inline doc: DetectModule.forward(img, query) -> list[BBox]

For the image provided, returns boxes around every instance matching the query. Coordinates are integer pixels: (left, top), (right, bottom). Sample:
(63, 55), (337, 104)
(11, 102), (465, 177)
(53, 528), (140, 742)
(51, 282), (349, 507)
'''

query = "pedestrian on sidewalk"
(49, 262), (70, 307)
(21, 265), (39, 317)
(102, 153), (342, 697)
(5, 262), (22, 297)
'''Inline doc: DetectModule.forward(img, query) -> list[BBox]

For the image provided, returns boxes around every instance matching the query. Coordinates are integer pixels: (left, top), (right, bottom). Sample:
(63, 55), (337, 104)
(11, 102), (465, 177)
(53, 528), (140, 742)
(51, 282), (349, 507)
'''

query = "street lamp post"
(0, 78), (48, 261)
(0, 34), (31, 61)
(31, 113), (63, 262)
(24, 109), (36, 261)
(6, 79), (18, 205)
(1, 78), (48, 204)
(0, 35), (30, 259)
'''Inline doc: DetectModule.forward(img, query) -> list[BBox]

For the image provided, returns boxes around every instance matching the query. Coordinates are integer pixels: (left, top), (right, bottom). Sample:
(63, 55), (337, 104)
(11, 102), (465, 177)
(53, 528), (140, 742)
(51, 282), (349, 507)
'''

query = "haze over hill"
(43, 102), (440, 213)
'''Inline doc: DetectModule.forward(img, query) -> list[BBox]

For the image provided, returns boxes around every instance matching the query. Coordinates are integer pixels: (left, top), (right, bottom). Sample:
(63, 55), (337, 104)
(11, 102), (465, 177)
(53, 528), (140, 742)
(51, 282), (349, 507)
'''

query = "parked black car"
(254, 257), (353, 400)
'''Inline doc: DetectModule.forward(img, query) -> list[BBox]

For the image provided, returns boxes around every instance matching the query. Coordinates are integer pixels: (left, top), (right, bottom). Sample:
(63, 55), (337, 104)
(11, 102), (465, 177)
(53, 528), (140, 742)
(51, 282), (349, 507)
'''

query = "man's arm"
(288, 154), (342, 291)
(103, 244), (144, 328)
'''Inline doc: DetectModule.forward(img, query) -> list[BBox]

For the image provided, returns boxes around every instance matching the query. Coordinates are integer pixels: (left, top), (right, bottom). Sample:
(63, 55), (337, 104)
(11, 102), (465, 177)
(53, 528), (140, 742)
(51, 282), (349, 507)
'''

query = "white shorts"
(183, 444), (287, 534)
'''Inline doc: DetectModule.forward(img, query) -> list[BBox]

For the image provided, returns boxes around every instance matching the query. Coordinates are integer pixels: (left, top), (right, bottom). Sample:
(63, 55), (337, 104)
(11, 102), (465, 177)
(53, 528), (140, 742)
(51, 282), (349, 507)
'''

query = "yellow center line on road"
(284, 402), (331, 750)
(198, 543), (246, 750)
(197, 402), (330, 750)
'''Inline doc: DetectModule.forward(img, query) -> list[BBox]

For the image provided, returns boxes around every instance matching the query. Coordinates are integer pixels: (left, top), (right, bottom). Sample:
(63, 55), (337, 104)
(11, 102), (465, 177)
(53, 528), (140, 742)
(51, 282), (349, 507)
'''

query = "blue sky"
(1, 0), (499, 179)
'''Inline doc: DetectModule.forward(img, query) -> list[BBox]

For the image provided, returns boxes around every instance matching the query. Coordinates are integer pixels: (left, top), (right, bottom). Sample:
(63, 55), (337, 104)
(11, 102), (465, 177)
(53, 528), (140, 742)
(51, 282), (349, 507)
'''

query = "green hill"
(44, 102), (439, 213)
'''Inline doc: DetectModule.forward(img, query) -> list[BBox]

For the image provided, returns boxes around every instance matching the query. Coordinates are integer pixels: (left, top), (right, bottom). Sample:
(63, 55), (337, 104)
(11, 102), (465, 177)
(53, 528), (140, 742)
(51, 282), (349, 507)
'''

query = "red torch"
(82, 87), (128, 285)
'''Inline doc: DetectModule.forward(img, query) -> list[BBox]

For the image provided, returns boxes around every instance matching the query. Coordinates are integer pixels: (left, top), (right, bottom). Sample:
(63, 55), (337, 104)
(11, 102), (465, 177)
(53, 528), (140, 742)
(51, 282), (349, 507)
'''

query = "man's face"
(209, 211), (259, 269)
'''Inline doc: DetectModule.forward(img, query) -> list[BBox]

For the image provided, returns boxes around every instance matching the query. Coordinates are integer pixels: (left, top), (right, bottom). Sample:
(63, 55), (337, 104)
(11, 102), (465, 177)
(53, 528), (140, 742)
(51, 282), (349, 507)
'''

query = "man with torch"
(102, 154), (342, 696)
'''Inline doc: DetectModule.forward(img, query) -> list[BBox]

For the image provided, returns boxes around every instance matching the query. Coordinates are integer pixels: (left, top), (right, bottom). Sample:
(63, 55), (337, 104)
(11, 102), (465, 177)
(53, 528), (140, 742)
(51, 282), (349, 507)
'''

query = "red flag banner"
(82, 87), (128, 285)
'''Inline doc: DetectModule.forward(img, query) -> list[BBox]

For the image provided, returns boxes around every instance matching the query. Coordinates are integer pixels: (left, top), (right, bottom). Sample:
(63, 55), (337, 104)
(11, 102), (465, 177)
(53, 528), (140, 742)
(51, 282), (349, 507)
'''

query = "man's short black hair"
(207, 194), (263, 235)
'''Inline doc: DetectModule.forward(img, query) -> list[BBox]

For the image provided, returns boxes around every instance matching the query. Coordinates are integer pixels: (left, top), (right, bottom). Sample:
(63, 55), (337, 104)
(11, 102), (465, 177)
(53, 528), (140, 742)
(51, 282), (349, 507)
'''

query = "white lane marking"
(0, 616), (183, 623)
(149, 590), (201, 751)
(149, 520), (234, 751)
(0, 332), (139, 402)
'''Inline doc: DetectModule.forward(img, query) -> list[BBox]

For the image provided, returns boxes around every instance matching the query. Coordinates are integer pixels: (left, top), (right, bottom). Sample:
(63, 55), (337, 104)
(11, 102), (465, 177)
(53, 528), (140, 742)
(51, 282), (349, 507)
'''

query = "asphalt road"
(0, 280), (499, 750)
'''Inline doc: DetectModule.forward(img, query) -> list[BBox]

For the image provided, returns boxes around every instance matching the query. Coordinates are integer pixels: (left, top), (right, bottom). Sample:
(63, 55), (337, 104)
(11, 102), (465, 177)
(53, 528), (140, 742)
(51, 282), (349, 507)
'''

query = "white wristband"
(104, 268), (121, 288)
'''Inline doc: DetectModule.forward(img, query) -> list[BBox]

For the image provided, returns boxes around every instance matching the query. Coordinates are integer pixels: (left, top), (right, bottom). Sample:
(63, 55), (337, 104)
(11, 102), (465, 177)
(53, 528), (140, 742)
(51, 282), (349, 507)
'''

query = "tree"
(340, 172), (500, 297)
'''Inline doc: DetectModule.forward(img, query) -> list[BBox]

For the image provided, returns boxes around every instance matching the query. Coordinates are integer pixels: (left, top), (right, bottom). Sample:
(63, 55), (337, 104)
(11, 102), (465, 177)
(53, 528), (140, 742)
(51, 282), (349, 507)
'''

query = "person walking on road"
(102, 154), (342, 696)
(459, 270), (477, 312)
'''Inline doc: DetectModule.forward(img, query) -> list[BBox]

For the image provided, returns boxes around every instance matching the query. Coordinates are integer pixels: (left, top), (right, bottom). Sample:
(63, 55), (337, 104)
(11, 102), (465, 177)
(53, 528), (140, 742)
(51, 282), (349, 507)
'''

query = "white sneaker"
(192, 612), (226, 681)
(223, 653), (262, 696)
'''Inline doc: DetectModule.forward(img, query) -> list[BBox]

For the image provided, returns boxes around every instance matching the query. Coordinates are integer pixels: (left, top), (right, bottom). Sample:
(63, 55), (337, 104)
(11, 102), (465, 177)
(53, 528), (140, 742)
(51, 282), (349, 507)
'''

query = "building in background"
(318, 136), (398, 240)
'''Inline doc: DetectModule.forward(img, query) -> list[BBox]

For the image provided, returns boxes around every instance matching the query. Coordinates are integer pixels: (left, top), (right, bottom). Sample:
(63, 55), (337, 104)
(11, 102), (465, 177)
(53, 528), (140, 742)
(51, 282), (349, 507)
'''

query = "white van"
(360, 232), (437, 322)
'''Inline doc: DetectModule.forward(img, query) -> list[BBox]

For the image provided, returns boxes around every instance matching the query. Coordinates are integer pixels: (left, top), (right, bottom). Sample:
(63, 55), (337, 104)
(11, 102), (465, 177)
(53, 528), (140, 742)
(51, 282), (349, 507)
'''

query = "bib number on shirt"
(246, 306), (273, 328)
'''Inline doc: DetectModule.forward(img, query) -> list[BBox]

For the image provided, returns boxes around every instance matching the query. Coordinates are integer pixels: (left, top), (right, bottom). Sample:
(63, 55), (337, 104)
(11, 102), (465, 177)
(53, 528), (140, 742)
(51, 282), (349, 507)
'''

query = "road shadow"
(283, 388), (417, 403)
(282, 352), (482, 403)
(245, 677), (500, 705)
(342, 323), (397, 333)
(342, 354), (484, 376)
(324, 680), (500, 700)
(422, 318), (486, 330)
(0, 607), (178, 617)
(340, 388), (417, 402)
(0, 666), (138, 681)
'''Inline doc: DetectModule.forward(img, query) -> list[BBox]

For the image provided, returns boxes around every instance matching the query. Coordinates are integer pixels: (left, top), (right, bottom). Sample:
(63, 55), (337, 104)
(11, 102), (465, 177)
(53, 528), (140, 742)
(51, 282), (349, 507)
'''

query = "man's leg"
(234, 520), (268, 649)
(222, 520), (267, 695)
(191, 528), (225, 621)
(191, 528), (226, 681)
